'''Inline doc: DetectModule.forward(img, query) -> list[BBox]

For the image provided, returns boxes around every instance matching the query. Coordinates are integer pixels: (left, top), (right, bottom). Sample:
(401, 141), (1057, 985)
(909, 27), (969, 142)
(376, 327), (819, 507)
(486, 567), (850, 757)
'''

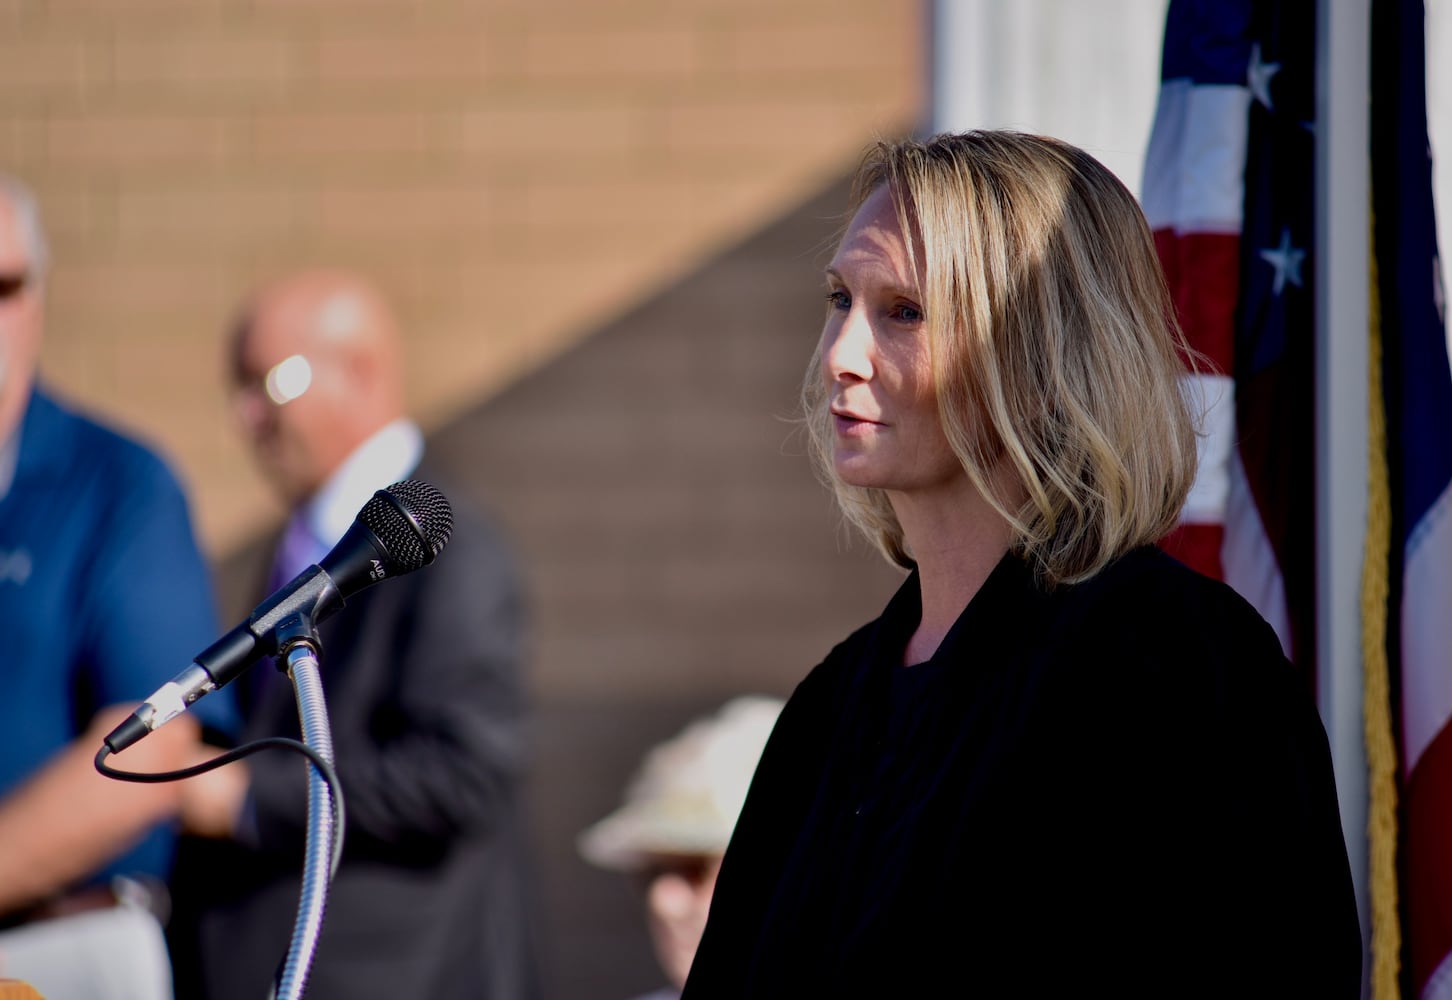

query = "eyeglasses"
(0, 272), (29, 301)
(231, 353), (314, 408)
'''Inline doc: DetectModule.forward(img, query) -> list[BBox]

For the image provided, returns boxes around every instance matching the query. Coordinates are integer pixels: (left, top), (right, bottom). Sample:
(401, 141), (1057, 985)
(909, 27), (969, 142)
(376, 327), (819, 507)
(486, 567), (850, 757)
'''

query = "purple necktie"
(269, 514), (322, 594)
(254, 515), (323, 703)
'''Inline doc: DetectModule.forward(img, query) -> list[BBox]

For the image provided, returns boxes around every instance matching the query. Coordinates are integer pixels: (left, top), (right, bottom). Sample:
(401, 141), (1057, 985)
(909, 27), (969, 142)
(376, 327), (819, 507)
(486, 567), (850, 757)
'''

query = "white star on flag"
(1247, 42), (1280, 109)
(1434, 254), (1446, 326)
(1259, 227), (1306, 295)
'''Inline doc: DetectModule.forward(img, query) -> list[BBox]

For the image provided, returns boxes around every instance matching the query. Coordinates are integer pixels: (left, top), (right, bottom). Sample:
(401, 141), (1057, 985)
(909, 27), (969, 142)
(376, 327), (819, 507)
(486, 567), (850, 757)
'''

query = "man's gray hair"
(0, 173), (50, 279)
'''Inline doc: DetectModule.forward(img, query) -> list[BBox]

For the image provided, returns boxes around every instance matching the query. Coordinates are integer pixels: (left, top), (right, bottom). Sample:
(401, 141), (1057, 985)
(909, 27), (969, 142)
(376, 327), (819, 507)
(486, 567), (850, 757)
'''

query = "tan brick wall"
(0, 0), (925, 554)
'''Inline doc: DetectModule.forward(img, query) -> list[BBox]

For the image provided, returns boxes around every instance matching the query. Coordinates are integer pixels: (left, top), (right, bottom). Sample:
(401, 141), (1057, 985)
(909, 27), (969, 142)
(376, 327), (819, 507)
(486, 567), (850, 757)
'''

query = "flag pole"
(1314, 0), (1372, 992)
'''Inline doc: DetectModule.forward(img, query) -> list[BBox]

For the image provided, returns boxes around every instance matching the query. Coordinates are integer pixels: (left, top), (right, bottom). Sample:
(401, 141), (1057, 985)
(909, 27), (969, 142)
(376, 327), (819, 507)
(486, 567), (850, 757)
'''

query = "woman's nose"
(822, 310), (874, 383)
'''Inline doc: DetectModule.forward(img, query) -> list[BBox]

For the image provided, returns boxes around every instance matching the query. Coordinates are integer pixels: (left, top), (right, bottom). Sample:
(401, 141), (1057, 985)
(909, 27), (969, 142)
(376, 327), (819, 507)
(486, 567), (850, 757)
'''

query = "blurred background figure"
(171, 270), (539, 1000)
(579, 695), (784, 1000)
(0, 174), (237, 999)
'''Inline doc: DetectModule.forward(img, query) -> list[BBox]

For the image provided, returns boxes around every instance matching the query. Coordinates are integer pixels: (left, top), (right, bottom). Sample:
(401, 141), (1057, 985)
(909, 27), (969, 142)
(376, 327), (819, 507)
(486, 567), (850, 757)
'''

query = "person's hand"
(177, 751), (249, 839)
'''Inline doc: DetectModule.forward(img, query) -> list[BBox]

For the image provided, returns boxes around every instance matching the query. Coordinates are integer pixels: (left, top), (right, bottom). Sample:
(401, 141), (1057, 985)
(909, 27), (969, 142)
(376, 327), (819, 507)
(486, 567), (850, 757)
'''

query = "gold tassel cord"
(1363, 205), (1402, 1000)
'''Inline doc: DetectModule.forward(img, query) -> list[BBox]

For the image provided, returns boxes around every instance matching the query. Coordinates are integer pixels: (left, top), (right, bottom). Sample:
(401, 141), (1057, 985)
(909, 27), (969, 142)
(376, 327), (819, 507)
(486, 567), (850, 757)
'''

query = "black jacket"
(684, 547), (1361, 998)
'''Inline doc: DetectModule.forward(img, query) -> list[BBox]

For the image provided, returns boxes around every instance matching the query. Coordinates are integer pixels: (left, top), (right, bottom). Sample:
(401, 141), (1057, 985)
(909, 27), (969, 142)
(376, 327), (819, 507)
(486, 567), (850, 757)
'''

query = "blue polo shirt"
(0, 387), (238, 886)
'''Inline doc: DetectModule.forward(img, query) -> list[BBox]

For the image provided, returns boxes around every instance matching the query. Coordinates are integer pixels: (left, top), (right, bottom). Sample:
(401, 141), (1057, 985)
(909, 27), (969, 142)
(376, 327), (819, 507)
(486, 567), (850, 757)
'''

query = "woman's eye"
(825, 289), (851, 311)
(892, 302), (924, 323)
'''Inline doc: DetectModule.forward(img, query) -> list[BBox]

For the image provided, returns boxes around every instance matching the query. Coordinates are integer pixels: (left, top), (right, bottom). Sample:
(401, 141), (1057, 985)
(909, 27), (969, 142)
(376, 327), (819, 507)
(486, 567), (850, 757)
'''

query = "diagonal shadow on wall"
(214, 169), (905, 1000)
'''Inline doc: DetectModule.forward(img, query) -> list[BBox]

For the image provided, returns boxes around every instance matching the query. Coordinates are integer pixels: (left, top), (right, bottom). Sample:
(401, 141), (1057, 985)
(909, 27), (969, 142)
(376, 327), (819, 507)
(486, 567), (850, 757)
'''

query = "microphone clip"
(272, 612), (324, 672)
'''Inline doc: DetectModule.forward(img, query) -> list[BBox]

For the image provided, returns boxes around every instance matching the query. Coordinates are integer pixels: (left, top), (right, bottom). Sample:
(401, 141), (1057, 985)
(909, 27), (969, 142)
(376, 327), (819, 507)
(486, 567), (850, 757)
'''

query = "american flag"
(1142, 0), (1316, 682)
(1146, 0), (1452, 995)
(1371, 0), (1452, 996)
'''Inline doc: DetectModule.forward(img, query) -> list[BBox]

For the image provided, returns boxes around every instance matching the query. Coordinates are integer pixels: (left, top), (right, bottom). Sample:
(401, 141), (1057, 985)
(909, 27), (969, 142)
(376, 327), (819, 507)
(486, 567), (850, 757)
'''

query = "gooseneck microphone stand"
(95, 479), (453, 1000)
(269, 616), (342, 1000)
(94, 618), (349, 1000)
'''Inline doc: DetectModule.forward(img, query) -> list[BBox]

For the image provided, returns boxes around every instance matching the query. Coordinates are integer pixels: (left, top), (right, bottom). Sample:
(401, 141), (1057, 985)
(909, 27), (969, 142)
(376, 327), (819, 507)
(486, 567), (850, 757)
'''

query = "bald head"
(230, 270), (408, 506)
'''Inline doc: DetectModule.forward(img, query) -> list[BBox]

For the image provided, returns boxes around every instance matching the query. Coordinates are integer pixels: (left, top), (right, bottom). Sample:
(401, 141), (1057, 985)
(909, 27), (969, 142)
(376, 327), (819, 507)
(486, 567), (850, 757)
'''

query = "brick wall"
(4, 4), (926, 995)
(0, 0), (924, 554)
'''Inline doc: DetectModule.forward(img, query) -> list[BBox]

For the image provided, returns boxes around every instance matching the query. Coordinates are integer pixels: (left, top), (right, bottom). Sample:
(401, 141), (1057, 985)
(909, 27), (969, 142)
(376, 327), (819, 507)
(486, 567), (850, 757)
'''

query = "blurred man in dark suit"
(174, 270), (538, 1000)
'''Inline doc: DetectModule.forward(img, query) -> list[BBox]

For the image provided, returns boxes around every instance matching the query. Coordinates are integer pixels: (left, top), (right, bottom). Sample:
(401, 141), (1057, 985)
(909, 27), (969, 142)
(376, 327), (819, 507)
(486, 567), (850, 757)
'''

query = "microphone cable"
(94, 737), (346, 881)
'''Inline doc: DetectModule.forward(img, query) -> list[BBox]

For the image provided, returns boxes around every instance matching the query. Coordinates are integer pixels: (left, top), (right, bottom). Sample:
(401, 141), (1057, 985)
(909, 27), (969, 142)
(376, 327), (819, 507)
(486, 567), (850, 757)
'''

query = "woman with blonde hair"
(682, 131), (1359, 997)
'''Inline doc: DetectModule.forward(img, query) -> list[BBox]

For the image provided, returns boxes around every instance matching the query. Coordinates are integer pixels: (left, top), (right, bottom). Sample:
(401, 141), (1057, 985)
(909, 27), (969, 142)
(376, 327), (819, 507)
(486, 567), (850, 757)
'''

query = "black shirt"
(684, 547), (1361, 998)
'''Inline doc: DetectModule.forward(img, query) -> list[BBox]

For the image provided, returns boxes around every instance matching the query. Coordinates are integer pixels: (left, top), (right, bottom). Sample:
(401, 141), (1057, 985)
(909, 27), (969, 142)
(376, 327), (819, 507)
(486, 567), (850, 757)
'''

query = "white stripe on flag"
(1179, 373), (1236, 524)
(1220, 447), (1292, 657)
(1401, 481), (1452, 773)
(1141, 79), (1252, 234)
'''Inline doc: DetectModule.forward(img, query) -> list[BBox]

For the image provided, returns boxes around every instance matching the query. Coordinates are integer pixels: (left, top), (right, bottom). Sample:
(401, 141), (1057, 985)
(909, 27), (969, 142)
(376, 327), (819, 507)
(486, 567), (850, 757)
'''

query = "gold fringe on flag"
(1363, 209), (1402, 999)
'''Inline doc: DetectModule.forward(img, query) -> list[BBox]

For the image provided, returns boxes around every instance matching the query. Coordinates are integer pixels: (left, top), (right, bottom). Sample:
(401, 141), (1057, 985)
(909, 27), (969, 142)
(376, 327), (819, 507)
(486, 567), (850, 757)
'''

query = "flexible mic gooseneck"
(104, 479), (453, 753)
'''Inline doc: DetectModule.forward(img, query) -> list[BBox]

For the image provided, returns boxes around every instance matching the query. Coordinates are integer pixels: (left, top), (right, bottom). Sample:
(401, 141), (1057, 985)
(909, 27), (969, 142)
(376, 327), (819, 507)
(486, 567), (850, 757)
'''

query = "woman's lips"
(832, 410), (882, 435)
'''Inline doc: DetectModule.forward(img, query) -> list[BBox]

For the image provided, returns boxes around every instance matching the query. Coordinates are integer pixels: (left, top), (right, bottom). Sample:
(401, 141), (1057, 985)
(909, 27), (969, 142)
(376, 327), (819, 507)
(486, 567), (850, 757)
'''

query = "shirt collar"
(300, 418), (424, 548)
(868, 549), (1046, 672)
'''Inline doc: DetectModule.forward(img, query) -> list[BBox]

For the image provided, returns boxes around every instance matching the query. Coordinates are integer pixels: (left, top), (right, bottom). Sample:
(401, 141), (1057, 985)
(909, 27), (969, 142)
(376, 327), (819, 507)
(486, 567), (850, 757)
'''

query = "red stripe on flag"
(1158, 523), (1226, 580)
(1405, 724), (1452, 995)
(1153, 229), (1240, 374)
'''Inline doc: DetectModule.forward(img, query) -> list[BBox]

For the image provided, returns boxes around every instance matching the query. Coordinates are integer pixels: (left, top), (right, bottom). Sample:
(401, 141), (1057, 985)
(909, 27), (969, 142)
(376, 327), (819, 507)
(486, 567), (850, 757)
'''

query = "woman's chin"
(834, 462), (889, 490)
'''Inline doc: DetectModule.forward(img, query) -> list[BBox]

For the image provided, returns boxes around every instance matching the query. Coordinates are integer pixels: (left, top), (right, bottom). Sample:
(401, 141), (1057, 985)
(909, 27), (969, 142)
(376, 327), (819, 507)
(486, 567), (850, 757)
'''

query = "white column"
(1315, 0), (1371, 994)
(930, 0), (1168, 198)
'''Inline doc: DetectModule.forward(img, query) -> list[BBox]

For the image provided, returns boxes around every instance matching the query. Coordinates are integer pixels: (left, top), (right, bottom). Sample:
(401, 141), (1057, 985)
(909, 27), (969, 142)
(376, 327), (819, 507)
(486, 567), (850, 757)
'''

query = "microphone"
(104, 479), (453, 753)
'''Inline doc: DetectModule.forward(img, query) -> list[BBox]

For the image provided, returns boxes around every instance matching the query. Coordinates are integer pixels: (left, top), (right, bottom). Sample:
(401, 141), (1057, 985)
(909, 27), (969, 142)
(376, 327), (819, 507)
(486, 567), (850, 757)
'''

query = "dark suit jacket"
(172, 473), (539, 1000)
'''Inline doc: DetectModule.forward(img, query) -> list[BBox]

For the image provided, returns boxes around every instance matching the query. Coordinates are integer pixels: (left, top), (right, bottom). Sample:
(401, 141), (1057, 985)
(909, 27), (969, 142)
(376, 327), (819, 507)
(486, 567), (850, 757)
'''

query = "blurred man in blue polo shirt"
(0, 173), (236, 1000)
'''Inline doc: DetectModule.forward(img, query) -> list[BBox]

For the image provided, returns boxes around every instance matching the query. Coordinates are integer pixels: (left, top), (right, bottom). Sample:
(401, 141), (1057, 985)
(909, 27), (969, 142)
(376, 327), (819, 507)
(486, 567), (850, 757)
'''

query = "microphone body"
(105, 481), (453, 753)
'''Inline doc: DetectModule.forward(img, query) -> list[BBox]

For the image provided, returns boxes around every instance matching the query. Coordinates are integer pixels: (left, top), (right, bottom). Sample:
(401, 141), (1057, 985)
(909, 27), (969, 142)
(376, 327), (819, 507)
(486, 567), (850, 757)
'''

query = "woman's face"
(821, 185), (963, 496)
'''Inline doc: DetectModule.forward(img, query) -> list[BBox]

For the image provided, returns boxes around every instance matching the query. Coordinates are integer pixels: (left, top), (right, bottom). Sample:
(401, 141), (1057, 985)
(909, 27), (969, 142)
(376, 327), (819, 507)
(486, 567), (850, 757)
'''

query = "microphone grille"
(359, 480), (454, 573)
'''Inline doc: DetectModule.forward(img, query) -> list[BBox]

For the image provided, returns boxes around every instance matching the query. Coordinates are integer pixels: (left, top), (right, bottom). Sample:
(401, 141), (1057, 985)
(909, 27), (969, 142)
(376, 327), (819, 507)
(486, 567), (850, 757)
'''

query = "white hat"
(578, 695), (785, 871)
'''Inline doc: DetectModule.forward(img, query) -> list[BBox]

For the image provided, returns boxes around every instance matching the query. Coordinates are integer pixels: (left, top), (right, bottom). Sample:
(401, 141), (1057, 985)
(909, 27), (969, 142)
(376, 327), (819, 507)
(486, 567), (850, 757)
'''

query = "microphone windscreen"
(360, 480), (454, 573)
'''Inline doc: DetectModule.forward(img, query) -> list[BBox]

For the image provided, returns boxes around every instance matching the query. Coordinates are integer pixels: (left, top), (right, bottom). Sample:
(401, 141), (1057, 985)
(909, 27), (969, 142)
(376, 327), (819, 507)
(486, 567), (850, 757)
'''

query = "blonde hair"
(803, 130), (1198, 585)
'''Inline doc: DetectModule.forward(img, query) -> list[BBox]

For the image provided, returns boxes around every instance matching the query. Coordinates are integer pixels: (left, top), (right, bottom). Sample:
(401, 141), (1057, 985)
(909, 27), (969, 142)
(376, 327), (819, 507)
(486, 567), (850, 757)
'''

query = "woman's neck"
(892, 480), (1015, 666)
